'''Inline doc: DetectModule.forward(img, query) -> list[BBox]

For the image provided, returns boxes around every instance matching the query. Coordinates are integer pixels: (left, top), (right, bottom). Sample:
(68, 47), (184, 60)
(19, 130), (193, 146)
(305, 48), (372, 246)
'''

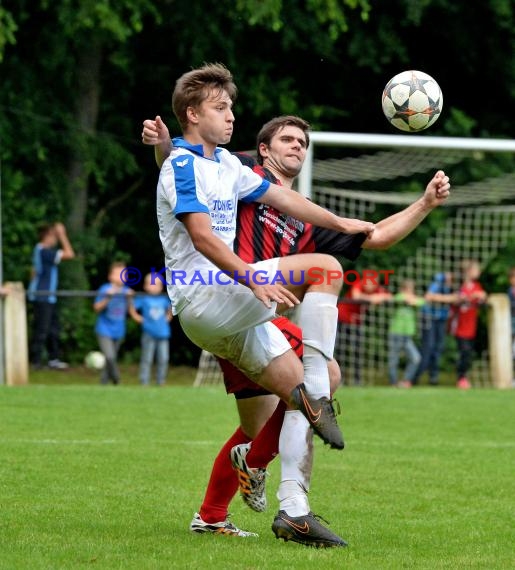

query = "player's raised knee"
(326, 269), (343, 286)
(323, 257), (344, 288)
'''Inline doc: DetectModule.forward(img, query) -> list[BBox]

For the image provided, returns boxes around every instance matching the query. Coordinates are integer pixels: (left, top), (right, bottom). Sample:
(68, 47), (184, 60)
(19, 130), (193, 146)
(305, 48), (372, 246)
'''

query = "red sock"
(245, 401), (286, 469)
(199, 427), (251, 523)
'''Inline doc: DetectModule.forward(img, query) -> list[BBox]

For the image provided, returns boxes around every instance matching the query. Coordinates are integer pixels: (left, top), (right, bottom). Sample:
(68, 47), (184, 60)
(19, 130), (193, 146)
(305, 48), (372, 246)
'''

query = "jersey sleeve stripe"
(240, 179), (270, 203)
(171, 155), (210, 216)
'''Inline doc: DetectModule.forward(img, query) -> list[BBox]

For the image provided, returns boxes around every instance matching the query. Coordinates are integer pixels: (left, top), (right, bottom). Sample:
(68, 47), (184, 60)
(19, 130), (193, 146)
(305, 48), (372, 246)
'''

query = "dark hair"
(37, 223), (54, 241)
(256, 116), (310, 165)
(172, 63), (237, 131)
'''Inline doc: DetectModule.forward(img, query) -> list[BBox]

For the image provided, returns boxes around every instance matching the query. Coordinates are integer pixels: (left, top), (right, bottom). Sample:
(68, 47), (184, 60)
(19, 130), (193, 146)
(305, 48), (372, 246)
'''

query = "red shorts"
(218, 316), (303, 398)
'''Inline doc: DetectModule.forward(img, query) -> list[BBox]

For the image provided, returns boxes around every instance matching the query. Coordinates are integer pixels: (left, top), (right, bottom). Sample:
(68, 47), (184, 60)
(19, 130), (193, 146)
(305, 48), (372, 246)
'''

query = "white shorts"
(178, 258), (291, 380)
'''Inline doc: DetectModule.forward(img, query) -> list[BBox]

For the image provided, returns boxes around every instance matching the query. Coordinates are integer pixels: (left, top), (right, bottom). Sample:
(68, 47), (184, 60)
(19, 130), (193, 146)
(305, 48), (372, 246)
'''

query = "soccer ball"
(381, 70), (443, 132)
(84, 351), (106, 370)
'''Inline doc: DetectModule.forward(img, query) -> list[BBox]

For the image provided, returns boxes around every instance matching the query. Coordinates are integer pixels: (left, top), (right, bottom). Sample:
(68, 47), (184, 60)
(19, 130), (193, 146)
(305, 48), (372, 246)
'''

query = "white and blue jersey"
(28, 245), (62, 304)
(157, 137), (270, 313)
(133, 294), (171, 339)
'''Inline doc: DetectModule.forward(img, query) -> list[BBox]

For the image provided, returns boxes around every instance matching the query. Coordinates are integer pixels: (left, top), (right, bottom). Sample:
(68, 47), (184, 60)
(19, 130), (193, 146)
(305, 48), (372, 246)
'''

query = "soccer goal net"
(194, 133), (515, 388)
(305, 133), (515, 388)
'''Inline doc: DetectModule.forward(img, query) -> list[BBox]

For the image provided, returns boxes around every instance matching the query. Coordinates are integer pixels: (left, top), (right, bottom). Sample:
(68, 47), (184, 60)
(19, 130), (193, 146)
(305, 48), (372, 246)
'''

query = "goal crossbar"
(299, 132), (515, 198)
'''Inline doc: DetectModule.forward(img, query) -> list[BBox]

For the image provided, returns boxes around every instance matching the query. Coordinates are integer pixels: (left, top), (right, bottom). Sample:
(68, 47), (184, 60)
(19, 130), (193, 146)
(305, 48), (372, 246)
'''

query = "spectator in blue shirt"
(131, 273), (172, 386)
(28, 222), (75, 369)
(413, 272), (458, 386)
(93, 261), (133, 385)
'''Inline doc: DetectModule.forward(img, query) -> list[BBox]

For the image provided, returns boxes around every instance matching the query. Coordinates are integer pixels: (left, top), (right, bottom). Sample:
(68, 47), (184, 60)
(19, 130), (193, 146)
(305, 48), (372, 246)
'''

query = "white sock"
(303, 346), (330, 399)
(277, 410), (313, 517)
(295, 292), (338, 399)
(277, 480), (310, 517)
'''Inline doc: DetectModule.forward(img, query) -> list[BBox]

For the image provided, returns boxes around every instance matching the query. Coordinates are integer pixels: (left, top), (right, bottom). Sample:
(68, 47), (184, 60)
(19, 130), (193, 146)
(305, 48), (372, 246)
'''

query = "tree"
(1, 0), (513, 364)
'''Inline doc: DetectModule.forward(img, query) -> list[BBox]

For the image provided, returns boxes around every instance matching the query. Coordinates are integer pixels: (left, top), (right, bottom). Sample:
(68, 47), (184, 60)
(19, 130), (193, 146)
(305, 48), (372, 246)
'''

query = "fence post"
(487, 293), (513, 389)
(4, 282), (29, 385)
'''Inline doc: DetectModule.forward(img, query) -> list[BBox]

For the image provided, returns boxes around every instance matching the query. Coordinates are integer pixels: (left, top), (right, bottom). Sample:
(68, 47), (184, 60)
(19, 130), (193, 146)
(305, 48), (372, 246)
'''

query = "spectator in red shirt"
(336, 278), (391, 385)
(450, 260), (487, 389)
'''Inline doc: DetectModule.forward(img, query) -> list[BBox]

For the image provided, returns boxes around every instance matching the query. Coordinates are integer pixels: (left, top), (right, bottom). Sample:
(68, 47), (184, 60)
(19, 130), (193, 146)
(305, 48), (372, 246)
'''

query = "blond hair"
(400, 279), (415, 292)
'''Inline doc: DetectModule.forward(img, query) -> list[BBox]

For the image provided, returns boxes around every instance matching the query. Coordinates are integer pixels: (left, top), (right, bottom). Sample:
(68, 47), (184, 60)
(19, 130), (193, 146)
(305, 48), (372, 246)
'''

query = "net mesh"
(193, 350), (223, 387)
(314, 147), (515, 387)
(312, 148), (471, 183)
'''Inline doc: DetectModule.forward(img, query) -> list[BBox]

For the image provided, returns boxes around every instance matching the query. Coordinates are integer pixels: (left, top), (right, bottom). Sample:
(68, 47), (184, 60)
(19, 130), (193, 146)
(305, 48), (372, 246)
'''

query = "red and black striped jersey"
(232, 152), (366, 264)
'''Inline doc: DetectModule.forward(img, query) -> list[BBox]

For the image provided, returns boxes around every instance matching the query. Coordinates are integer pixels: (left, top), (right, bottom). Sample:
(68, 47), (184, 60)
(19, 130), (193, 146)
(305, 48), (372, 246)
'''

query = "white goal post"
(296, 131), (515, 389)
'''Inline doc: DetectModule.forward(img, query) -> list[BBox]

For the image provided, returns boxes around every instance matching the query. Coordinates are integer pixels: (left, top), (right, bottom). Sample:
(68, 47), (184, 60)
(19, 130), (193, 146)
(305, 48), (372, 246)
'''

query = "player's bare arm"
(181, 212), (299, 309)
(142, 116), (171, 168)
(362, 170), (451, 250)
(258, 184), (375, 236)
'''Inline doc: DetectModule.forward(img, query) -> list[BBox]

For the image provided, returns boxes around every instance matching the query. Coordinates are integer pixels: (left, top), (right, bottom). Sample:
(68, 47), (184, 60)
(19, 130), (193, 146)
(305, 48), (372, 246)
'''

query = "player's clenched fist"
(423, 170), (451, 207)
(142, 115), (170, 146)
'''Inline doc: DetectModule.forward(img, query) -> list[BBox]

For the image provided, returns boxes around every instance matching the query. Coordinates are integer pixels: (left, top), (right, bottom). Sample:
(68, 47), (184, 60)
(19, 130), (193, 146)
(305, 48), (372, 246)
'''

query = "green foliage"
(235, 0), (370, 34)
(0, 6), (17, 61)
(235, 0), (284, 30)
(484, 240), (515, 292)
(39, 0), (161, 42)
(441, 108), (477, 137)
(0, 0), (514, 363)
(306, 0), (370, 37)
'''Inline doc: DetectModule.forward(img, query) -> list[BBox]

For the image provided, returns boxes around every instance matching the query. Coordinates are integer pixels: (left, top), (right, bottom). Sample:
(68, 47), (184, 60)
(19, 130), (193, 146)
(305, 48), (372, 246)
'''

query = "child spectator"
(28, 222), (75, 370)
(93, 261), (133, 385)
(336, 277), (391, 385)
(413, 272), (458, 386)
(450, 260), (487, 389)
(130, 273), (172, 386)
(388, 279), (425, 388)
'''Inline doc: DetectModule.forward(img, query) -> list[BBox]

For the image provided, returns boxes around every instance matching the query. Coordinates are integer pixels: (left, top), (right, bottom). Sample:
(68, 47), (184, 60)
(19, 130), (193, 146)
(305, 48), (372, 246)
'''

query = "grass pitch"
(1, 384), (514, 569)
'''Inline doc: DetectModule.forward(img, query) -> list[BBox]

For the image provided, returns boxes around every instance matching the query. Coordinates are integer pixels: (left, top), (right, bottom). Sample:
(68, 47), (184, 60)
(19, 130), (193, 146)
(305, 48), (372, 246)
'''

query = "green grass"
(28, 364), (197, 386)
(1, 385), (515, 569)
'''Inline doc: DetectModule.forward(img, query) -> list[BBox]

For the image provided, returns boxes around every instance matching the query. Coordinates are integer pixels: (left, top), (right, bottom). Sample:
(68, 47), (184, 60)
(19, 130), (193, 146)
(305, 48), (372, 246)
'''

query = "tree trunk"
(60, 35), (103, 348)
(65, 35), (102, 233)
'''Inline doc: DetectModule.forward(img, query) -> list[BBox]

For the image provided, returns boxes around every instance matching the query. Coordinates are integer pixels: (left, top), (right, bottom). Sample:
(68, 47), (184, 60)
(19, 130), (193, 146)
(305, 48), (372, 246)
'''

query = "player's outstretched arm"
(142, 116), (171, 168)
(182, 212), (299, 309)
(363, 170), (451, 250)
(258, 184), (375, 236)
